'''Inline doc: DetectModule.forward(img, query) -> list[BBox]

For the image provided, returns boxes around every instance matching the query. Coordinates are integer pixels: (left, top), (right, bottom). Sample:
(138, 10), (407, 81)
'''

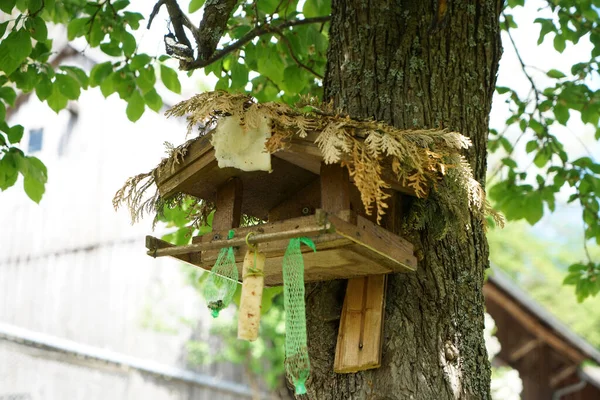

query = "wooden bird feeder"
(144, 130), (419, 374)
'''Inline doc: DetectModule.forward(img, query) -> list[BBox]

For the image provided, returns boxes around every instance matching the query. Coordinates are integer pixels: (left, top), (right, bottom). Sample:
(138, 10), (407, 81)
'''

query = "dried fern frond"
(113, 171), (159, 224)
(115, 91), (501, 241)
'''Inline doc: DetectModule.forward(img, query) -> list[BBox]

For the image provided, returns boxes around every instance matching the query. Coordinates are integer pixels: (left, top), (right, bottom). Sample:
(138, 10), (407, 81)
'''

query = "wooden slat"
(510, 338), (541, 363)
(334, 275), (387, 373)
(320, 163), (351, 216)
(550, 364), (578, 388)
(213, 177), (243, 231)
(329, 215), (417, 272)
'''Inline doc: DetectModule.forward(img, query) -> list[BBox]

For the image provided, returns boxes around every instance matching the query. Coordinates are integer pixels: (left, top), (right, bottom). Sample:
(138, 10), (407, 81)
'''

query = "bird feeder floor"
(146, 212), (417, 287)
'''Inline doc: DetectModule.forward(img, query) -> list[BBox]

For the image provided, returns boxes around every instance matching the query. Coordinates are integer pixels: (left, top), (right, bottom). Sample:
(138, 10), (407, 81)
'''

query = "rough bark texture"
(305, 1), (503, 399)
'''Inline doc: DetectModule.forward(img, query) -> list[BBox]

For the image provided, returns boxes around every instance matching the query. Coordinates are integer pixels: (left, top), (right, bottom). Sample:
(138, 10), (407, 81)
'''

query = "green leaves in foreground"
(0, 146), (47, 203)
(492, 0), (600, 301)
(563, 263), (600, 303)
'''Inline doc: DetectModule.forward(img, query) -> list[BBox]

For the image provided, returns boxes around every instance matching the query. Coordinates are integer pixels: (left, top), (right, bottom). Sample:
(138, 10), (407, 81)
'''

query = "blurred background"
(1, 0), (599, 399)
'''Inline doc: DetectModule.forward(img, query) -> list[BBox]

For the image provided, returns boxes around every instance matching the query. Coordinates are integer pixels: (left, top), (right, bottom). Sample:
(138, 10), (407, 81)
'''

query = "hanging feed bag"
(282, 237), (316, 395)
(203, 230), (239, 318)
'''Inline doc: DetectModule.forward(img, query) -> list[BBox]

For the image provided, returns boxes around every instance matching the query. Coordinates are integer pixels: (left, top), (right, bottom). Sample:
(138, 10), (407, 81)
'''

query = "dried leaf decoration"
(114, 91), (504, 239)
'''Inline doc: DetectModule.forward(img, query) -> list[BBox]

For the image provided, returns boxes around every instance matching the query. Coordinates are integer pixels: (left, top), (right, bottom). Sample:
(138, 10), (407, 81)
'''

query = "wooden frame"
(146, 210), (417, 287)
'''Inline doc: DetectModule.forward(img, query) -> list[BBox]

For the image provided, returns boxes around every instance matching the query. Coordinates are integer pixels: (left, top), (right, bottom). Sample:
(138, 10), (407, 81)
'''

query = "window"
(28, 128), (43, 153)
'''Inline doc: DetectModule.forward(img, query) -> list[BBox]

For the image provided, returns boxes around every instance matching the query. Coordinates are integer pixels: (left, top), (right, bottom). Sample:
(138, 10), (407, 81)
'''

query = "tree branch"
(148, 0), (198, 49)
(197, 0), (238, 61)
(272, 27), (323, 79)
(182, 16), (331, 71)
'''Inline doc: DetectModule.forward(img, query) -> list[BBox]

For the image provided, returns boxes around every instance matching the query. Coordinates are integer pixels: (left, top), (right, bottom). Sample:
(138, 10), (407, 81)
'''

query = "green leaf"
(533, 150), (550, 168)
(100, 41), (123, 57)
(0, 86), (17, 106)
(230, 62), (248, 90)
(0, 21), (9, 38)
(90, 62), (113, 87)
(283, 66), (305, 93)
(525, 140), (538, 154)
(0, 29), (32, 75)
(189, 0), (205, 13)
(126, 90), (145, 122)
(47, 86), (68, 113)
(35, 75), (52, 101)
(554, 104), (570, 125)
(136, 65), (156, 93)
(524, 192), (544, 225)
(55, 73), (80, 100)
(0, 0), (16, 13)
(27, 0), (42, 12)
(7, 124), (24, 144)
(553, 34), (566, 53)
(160, 65), (181, 94)
(303, 0), (330, 18)
(100, 72), (117, 97)
(0, 151), (19, 190)
(143, 88), (162, 112)
(26, 16), (47, 42)
(546, 69), (566, 79)
(121, 31), (136, 57)
(10, 65), (39, 92)
(67, 18), (89, 41)
(89, 19), (105, 46)
(129, 54), (152, 70)
(60, 66), (89, 89)
(23, 173), (45, 203)
(113, 0), (130, 11)
(123, 12), (144, 30)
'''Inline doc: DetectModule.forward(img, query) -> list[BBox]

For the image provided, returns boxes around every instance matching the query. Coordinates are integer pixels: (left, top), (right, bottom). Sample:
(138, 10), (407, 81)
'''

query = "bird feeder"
(144, 128), (418, 373)
(123, 91), (497, 381)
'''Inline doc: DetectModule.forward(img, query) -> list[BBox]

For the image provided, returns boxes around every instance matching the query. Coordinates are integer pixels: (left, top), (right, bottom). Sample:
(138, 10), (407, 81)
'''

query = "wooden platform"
(146, 212), (417, 287)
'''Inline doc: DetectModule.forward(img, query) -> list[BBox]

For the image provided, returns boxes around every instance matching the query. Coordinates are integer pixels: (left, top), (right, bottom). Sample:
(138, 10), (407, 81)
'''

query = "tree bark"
(305, 1), (503, 399)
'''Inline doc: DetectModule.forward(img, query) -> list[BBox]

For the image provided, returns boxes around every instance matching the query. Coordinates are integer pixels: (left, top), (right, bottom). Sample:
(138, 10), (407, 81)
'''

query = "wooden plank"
(329, 215), (417, 272)
(213, 177), (243, 231)
(145, 236), (194, 265)
(334, 275), (387, 373)
(320, 163), (351, 215)
(484, 284), (586, 364)
(550, 364), (578, 388)
(268, 178), (321, 222)
(510, 338), (541, 363)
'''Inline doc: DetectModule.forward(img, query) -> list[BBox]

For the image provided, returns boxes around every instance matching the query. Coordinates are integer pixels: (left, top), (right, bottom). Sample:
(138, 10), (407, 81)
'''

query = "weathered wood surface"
(153, 132), (419, 222)
(146, 212), (417, 286)
(334, 274), (387, 373)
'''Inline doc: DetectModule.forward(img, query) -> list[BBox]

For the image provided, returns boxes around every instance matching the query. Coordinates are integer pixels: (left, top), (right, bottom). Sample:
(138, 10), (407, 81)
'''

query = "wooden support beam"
(510, 338), (542, 363)
(550, 364), (578, 388)
(321, 163), (388, 373)
(213, 177), (243, 231)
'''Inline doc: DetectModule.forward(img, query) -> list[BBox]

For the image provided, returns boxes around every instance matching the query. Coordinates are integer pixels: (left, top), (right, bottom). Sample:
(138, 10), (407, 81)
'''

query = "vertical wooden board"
(213, 177), (243, 231)
(320, 163), (350, 214)
(334, 275), (387, 373)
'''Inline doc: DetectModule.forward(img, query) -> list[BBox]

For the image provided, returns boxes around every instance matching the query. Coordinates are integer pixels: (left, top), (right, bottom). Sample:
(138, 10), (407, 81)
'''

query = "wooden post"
(320, 163), (388, 373)
(190, 177), (243, 264)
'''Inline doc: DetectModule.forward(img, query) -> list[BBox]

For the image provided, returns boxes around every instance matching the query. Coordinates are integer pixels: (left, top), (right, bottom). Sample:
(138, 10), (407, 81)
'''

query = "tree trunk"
(305, 1), (503, 399)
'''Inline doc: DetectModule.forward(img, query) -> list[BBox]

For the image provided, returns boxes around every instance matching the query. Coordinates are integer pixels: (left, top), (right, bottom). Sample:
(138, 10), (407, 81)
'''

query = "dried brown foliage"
(116, 91), (503, 239)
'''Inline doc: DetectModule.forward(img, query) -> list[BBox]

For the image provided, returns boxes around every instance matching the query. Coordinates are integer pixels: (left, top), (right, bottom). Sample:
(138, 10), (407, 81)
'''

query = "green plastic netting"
(282, 237), (316, 395)
(203, 230), (238, 318)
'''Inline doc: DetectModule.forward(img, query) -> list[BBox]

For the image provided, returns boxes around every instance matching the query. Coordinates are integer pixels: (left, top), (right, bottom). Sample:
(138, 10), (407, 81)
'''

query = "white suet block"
(211, 115), (272, 172)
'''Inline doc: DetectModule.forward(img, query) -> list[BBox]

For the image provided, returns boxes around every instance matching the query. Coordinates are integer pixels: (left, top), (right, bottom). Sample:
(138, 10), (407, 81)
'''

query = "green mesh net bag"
(203, 230), (238, 318)
(282, 237), (316, 395)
